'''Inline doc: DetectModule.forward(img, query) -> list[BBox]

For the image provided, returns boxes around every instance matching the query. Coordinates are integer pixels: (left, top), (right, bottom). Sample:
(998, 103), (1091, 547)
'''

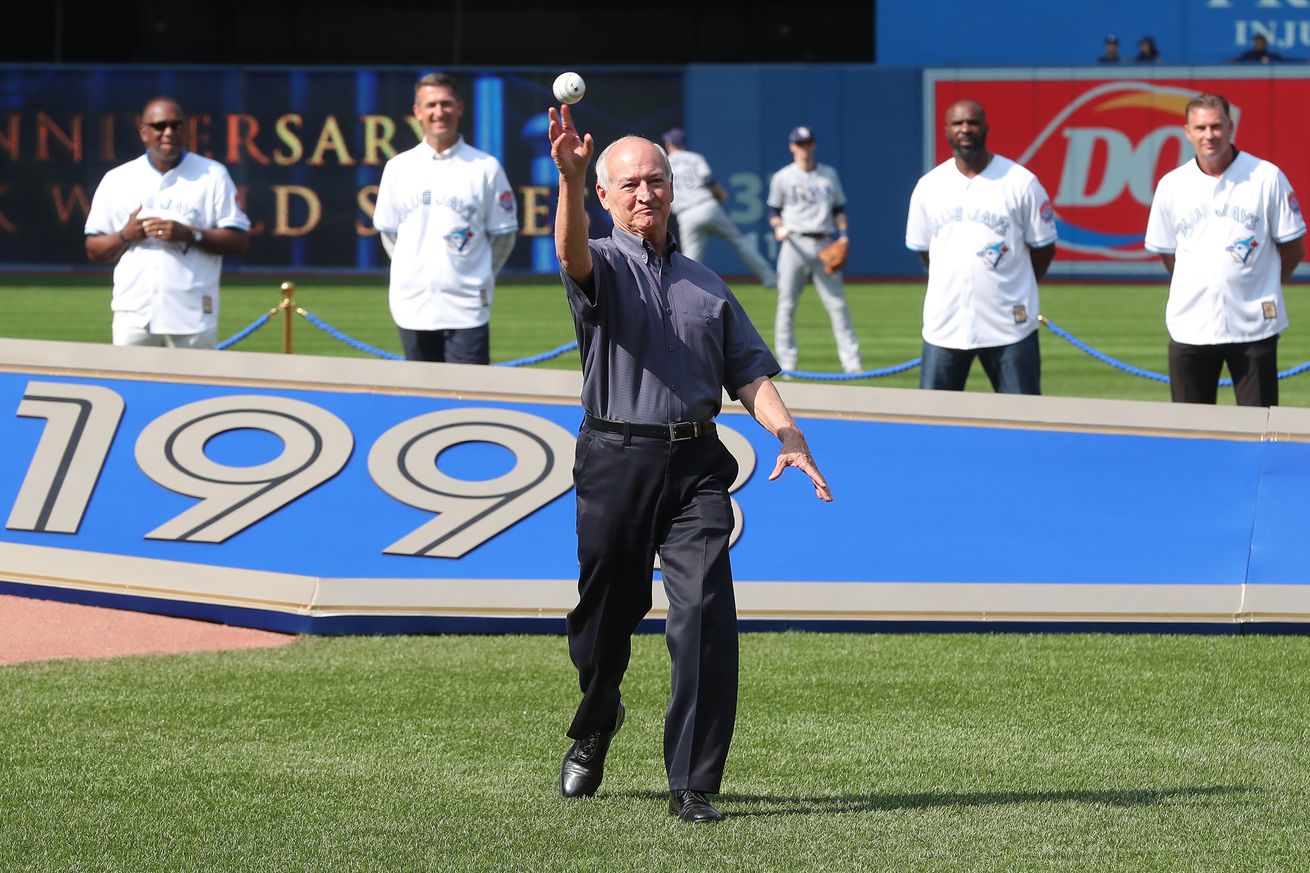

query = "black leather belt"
(800, 232), (830, 239)
(584, 414), (716, 442)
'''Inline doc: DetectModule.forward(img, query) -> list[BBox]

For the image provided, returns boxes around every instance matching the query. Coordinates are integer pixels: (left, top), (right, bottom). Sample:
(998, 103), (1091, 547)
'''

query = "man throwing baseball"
(1145, 93), (1305, 406)
(548, 103), (831, 824)
(905, 99), (1057, 394)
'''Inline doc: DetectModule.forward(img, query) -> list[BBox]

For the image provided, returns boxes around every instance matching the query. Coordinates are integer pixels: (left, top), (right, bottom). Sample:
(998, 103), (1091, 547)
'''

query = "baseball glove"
(818, 237), (849, 274)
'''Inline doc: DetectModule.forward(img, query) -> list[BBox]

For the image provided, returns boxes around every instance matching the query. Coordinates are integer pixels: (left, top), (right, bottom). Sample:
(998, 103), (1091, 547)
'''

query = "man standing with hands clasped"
(85, 97), (250, 349)
(548, 102), (832, 824)
(905, 99), (1057, 394)
(1145, 93), (1305, 407)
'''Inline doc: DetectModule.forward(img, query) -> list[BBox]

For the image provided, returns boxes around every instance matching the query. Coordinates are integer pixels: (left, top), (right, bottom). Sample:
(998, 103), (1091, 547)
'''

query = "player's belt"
(584, 414), (716, 442)
(798, 232), (829, 239)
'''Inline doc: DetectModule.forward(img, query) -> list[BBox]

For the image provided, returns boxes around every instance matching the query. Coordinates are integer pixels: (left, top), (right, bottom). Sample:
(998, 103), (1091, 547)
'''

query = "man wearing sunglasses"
(85, 97), (250, 349)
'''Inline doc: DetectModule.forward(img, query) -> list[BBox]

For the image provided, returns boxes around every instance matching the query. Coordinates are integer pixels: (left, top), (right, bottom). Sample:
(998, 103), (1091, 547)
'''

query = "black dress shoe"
(668, 789), (724, 823)
(559, 702), (625, 798)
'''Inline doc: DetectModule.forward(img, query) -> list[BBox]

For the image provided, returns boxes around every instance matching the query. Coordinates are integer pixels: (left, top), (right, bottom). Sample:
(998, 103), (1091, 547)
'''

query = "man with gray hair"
(548, 104), (832, 823)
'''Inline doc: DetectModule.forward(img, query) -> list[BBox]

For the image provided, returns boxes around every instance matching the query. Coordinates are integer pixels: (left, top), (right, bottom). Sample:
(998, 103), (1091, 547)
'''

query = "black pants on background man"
(566, 423), (740, 792)
(1168, 335), (1279, 406)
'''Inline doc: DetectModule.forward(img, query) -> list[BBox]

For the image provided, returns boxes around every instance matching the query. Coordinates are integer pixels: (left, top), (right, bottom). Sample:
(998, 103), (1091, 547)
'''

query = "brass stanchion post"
(279, 281), (296, 354)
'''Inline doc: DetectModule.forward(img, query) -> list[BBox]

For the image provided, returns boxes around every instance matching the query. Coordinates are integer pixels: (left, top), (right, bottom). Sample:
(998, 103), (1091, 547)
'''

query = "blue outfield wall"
(683, 64), (926, 280)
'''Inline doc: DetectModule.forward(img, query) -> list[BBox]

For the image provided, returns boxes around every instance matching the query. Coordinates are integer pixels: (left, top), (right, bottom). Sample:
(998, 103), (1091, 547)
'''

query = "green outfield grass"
(3, 631), (1309, 871)
(5, 273), (1310, 406)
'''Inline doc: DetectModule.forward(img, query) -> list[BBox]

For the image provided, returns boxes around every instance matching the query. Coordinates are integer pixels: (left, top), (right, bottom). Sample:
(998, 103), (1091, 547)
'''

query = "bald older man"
(547, 104), (832, 823)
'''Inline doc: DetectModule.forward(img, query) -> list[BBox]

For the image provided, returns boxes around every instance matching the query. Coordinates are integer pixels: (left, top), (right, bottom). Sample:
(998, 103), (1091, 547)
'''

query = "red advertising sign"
(926, 70), (1310, 273)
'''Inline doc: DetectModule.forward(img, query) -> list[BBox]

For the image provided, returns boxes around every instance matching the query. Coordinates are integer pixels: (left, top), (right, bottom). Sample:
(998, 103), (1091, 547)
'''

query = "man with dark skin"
(905, 100), (1058, 394)
(85, 97), (249, 349)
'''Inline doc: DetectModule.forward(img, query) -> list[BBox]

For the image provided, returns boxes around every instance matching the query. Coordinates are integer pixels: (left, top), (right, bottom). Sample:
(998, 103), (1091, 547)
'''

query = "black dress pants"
(566, 424), (739, 793)
(1168, 335), (1279, 406)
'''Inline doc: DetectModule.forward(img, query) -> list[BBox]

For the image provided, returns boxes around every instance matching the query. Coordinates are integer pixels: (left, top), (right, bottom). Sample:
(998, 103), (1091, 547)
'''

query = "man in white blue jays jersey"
(1145, 93), (1305, 406)
(662, 128), (776, 287)
(85, 97), (250, 349)
(766, 126), (862, 374)
(374, 72), (518, 364)
(905, 100), (1057, 394)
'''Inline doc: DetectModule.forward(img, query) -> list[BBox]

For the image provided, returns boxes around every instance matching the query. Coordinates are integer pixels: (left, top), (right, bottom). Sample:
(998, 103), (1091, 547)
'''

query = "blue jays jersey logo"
(445, 226), (474, 252)
(1227, 235), (1259, 265)
(977, 240), (1009, 269)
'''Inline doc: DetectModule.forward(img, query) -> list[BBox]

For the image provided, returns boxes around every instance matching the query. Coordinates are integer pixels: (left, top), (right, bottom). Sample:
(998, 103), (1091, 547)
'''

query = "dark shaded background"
(7, 1), (874, 65)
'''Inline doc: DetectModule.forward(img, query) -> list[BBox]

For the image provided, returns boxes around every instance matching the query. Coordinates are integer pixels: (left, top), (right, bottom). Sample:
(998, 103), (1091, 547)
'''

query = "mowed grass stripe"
(2, 633), (1309, 870)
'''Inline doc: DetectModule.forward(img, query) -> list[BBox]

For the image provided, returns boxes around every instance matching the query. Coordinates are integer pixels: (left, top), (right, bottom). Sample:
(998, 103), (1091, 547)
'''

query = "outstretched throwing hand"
(549, 104), (594, 180)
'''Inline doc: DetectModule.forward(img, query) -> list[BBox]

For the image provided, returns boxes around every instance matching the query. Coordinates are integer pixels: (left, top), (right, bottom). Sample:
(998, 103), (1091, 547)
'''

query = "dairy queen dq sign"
(925, 69), (1310, 275)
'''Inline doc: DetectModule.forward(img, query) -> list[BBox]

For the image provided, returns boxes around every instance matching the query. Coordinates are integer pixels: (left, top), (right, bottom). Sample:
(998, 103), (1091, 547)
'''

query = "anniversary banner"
(0, 66), (683, 273)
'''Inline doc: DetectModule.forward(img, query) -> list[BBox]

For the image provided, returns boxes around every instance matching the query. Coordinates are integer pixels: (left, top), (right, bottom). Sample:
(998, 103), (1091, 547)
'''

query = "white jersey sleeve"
(904, 176), (931, 252)
(830, 168), (847, 210)
(766, 169), (784, 211)
(483, 159), (518, 236)
(85, 166), (129, 237)
(1143, 175), (1176, 254)
(1271, 170), (1306, 244)
(373, 160), (401, 234)
(1022, 175), (1056, 248)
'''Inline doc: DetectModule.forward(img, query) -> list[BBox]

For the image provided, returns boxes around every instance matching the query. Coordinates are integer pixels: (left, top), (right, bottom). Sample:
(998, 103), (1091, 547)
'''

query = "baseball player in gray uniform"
(662, 128), (776, 287)
(766, 126), (862, 374)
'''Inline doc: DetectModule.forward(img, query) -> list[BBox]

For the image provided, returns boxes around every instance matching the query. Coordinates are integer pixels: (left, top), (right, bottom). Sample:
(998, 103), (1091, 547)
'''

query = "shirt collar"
(144, 150), (187, 176)
(424, 136), (464, 161)
(609, 224), (680, 263)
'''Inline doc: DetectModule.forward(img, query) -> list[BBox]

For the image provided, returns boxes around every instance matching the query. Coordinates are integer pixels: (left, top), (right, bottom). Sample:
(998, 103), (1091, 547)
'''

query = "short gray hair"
(595, 135), (672, 190)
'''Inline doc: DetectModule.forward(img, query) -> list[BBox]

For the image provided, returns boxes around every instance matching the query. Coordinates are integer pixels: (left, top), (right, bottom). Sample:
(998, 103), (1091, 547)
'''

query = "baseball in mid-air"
(553, 72), (586, 105)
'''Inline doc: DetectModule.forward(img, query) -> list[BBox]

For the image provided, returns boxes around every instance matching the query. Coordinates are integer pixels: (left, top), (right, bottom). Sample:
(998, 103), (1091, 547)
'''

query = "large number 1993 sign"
(5, 382), (757, 558)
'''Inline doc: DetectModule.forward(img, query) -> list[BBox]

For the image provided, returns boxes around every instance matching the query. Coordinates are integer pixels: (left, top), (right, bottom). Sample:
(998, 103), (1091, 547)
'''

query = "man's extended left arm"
(1278, 236), (1306, 283)
(735, 376), (832, 502)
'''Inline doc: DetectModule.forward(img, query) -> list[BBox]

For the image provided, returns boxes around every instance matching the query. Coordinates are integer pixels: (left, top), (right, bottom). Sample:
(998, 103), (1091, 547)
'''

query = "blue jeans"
(919, 330), (1041, 395)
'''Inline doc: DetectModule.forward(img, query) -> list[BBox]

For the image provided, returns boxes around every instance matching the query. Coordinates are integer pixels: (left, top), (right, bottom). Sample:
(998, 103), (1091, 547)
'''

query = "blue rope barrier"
(1039, 317), (1170, 383)
(781, 358), (922, 381)
(1040, 316), (1310, 386)
(216, 312), (272, 350)
(496, 341), (580, 368)
(299, 310), (403, 360)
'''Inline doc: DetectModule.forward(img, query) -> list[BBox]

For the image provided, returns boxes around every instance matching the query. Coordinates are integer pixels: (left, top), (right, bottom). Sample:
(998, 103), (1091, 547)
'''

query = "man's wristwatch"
(191, 228), (203, 244)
